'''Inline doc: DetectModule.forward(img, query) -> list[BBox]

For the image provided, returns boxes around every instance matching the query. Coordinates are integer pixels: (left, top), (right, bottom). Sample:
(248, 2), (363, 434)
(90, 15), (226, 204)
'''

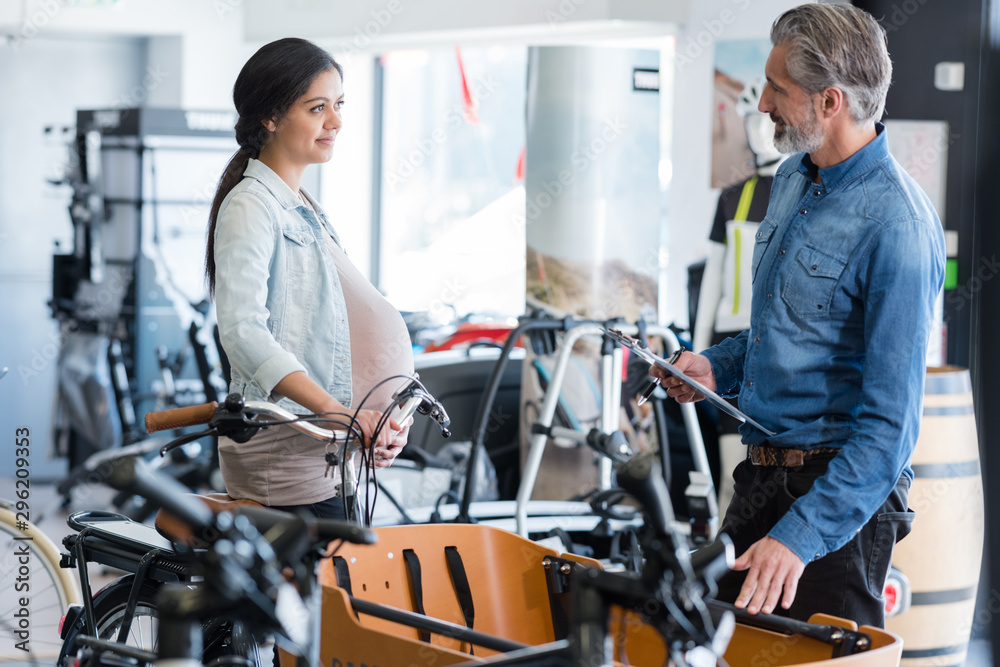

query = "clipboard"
(604, 328), (776, 437)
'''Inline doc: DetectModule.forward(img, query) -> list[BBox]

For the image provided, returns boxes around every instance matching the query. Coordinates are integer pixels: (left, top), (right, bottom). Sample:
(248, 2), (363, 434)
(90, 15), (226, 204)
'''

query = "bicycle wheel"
(57, 577), (161, 665)
(0, 506), (82, 662)
(59, 576), (260, 667)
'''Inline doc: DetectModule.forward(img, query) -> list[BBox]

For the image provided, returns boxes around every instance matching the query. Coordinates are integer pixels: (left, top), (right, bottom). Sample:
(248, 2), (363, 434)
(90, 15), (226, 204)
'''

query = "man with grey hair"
(655, 3), (945, 626)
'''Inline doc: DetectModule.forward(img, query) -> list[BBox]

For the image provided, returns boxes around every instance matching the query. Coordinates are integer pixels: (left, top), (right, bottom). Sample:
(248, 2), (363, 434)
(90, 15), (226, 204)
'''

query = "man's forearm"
(701, 329), (749, 397)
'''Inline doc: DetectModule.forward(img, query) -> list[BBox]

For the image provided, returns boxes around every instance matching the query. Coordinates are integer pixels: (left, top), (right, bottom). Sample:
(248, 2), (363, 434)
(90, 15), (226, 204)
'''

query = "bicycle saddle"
(155, 493), (265, 547)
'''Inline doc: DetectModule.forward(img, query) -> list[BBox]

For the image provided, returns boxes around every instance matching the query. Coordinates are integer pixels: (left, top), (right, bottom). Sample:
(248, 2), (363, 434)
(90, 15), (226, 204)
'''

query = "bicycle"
(62, 455), (375, 667)
(56, 375), (451, 667)
(62, 439), (732, 667)
(59, 376), (898, 667)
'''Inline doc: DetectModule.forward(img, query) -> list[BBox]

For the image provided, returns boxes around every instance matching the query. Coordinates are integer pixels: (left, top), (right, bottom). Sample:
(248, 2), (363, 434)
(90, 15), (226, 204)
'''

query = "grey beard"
(774, 119), (824, 154)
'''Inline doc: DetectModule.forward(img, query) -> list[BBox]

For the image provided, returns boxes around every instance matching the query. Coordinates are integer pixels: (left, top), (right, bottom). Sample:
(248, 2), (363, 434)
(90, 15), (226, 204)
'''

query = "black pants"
(270, 495), (349, 520)
(715, 453), (913, 628)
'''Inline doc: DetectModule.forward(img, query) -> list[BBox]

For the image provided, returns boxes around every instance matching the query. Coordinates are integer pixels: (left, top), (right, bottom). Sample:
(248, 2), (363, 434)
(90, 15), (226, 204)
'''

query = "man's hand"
(650, 351), (716, 403)
(732, 536), (806, 614)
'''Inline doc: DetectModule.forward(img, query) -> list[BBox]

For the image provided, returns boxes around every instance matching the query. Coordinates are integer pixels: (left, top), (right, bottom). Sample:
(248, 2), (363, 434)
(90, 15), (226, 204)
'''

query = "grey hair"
(771, 3), (892, 125)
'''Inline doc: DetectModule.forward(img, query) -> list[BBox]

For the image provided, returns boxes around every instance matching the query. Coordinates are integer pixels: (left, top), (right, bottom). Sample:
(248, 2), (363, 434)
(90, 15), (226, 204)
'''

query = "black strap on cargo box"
(542, 556), (576, 641)
(445, 546), (475, 655)
(403, 549), (431, 642)
(331, 556), (360, 620)
(332, 556), (353, 596)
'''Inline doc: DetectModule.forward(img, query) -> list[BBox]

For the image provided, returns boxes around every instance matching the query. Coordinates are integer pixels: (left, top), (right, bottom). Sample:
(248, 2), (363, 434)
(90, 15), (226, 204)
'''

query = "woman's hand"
(339, 408), (397, 453)
(272, 372), (410, 464)
(371, 416), (411, 469)
(650, 351), (717, 402)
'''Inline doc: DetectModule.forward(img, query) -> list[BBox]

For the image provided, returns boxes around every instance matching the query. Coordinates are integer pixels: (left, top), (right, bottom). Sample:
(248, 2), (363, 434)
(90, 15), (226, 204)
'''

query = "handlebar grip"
(145, 401), (218, 433)
(395, 395), (423, 425)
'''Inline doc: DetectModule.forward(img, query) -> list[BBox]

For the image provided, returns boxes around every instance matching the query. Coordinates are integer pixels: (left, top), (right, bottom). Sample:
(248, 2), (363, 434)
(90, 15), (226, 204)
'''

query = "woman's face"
(265, 68), (344, 167)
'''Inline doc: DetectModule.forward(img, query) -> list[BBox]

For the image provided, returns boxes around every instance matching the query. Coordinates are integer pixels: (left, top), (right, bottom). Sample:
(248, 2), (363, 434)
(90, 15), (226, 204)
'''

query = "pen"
(637, 346), (685, 406)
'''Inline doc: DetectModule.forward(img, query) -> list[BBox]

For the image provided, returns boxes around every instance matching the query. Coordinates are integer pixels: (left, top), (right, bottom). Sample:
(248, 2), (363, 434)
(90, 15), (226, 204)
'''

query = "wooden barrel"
(886, 366), (984, 667)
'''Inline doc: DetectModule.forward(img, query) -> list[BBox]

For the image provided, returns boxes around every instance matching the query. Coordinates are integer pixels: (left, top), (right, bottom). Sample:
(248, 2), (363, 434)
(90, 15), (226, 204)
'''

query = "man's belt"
(748, 444), (841, 468)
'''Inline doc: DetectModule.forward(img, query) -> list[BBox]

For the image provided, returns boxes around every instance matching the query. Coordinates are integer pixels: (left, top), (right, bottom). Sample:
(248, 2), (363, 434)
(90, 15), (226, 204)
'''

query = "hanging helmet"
(735, 77), (786, 166)
(735, 77), (767, 117)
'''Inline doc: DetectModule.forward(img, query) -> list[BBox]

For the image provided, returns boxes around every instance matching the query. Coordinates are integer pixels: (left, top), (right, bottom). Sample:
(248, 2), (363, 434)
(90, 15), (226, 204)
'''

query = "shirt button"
(754, 337), (760, 343)
(811, 265), (819, 271)
(756, 231), (762, 239)
(814, 190), (821, 196)
(800, 208), (808, 214)
(768, 293), (773, 299)
(748, 381), (753, 387)
(779, 249), (786, 255)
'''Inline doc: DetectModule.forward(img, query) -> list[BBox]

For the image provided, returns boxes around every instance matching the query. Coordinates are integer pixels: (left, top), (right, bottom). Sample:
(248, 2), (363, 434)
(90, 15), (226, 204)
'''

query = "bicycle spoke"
(28, 601), (62, 614)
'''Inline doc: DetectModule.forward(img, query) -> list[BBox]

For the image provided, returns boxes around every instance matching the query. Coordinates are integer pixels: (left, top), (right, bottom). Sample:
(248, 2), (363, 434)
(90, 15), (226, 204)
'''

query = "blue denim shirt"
(703, 125), (946, 563)
(214, 158), (353, 413)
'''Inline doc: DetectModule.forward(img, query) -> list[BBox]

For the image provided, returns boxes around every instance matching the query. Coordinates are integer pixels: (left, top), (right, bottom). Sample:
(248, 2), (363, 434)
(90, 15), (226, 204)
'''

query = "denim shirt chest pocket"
(782, 245), (848, 318)
(281, 224), (321, 277)
(751, 217), (779, 282)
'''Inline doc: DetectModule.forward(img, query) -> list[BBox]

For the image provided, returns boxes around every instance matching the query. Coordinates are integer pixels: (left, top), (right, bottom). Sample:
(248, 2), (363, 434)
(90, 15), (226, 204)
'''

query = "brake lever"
(389, 378), (451, 437)
(158, 428), (218, 456)
(426, 401), (451, 437)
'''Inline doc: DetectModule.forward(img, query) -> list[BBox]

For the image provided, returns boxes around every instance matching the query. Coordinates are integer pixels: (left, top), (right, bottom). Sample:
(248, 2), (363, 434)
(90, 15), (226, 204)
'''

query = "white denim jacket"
(214, 158), (352, 413)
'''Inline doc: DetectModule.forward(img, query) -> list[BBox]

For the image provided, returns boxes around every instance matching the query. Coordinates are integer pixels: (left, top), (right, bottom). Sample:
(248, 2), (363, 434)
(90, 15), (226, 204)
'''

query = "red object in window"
(423, 322), (516, 352)
(455, 46), (480, 125)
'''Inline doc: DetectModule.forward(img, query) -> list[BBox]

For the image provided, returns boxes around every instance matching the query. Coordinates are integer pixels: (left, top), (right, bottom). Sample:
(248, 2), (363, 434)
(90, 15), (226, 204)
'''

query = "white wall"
(244, 0), (689, 47)
(0, 0), (256, 109)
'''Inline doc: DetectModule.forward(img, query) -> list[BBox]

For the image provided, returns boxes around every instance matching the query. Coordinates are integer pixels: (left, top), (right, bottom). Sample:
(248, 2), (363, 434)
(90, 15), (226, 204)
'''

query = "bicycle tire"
(58, 576), (259, 667)
(57, 577), (162, 665)
(0, 506), (82, 662)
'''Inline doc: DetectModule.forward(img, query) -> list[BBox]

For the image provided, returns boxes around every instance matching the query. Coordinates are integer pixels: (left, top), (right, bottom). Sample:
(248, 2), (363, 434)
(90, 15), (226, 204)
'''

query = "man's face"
(758, 43), (824, 154)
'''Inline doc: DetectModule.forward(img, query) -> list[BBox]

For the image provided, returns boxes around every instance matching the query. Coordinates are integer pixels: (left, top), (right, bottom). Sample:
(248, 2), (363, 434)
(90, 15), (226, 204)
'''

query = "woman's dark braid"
(234, 116), (268, 159)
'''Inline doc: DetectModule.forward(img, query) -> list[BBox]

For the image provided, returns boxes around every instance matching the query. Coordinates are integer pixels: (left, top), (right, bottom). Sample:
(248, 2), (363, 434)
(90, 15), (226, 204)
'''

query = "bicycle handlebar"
(144, 377), (450, 447)
(145, 400), (218, 433)
(242, 400), (353, 443)
(145, 376), (450, 528)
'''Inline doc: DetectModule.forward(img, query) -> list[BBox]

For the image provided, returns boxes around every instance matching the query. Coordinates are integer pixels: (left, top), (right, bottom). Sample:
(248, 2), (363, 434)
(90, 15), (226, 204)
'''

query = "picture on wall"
(711, 39), (771, 188)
